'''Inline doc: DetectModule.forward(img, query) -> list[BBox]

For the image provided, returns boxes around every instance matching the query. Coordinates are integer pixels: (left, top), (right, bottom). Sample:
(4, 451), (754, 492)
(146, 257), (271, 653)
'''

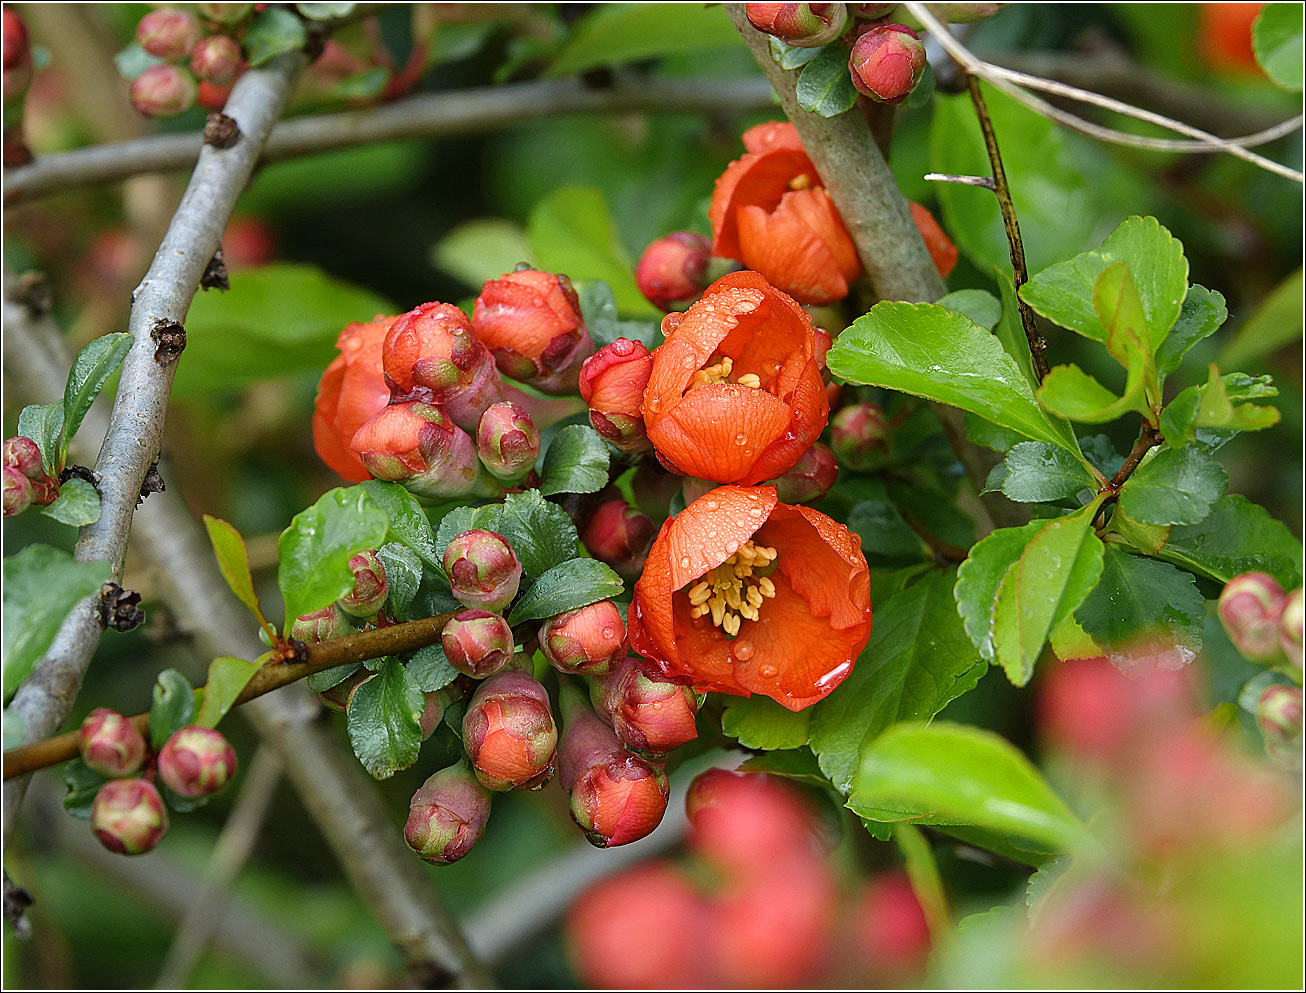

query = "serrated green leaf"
(769, 35), (822, 69)
(540, 424), (610, 496)
(497, 490), (579, 577)
(62, 758), (108, 819)
(1117, 446), (1228, 526)
(988, 441), (1097, 503)
(195, 654), (264, 728)
(407, 643), (460, 693)
(346, 659), (424, 779)
(954, 521), (1045, 662)
(507, 558), (623, 624)
(1161, 367), (1282, 448)
(722, 695), (811, 750)
(244, 7), (307, 67)
(3, 546), (111, 700)
(277, 487), (390, 625)
(1253, 3), (1304, 90)
(828, 302), (1080, 455)
(359, 480), (443, 570)
(1036, 360), (1147, 424)
(1158, 494), (1302, 590)
(1157, 284), (1228, 382)
(795, 44), (858, 117)
(149, 669), (195, 750)
(40, 478), (101, 527)
(376, 542), (422, 620)
(17, 402), (64, 477)
(204, 516), (270, 632)
(61, 333), (131, 463)
(307, 662), (360, 693)
(810, 569), (986, 794)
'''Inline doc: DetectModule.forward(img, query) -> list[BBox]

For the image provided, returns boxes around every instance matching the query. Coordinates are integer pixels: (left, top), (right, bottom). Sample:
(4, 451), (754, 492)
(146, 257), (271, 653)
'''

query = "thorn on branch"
(925, 172), (996, 189)
(3, 871), (33, 940)
(202, 112), (241, 150)
(99, 583), (145, 633)
(138, 462), (165, 505)
(200, 248), (230, 292)
(150, 320), (186, 363)
(58, 464), (101, 491)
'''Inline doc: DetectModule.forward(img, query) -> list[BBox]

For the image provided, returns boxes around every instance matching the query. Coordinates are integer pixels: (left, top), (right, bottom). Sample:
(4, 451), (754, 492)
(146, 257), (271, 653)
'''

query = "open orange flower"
(628, 485), (871, 711)
(313, 314), (397, 482)
(644, 271), (828, 485)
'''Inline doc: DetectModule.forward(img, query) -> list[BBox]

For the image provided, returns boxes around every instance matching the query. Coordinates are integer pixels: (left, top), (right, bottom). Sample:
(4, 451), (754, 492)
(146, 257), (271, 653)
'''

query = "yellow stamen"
(737, 373), (762, 389)
(680, 539), (778, 638)
(789, 173), (812, 191)
(689, 356), (733, 388)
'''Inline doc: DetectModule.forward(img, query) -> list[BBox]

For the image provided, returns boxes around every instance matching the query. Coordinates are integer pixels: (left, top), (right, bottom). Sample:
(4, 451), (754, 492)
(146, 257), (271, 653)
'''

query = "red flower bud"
(314, 314), (397, 482)
(135, 8), (202, 61)
(3, 465), (32, 518)
(190, 34), (242, 86)
(830, 401), (892, 470)
(475, 401), (539, 483)
(581, 499), (655, 579)
(290, 604), (352, 644)
(559, 701), (670, 847)
(79, 708), (148, 778)
(92, 779), (169, 856)
(442, 609), (514, 678)
(198, 3), (255, 26)
(635, 232), (713, 312)
(338, 549), (388, 618)
(463, 671), (558, 791)
(1281, 588), (1303, 671)
(383, 302), (506, 432)
(1218, 571), (1287, 663)
(443, 529), (522, 612)
(349, 400), (495, 502)
(591, 656), (699, 755)
(2, 437), (41, 478)
(578, 338), (654, 453)
(849, 24), (927, 104)
(129, 63), (198, 118)
(540, 600), (628, 676)
(771, 441), (838, 503)
(685, 767), (825, 875)
(909, 201), (959, 278)
(1256, 684), (1302, 762)
(472, 269), (591, 395)
(746, 3), (850, 46)
(404, 762), (492, 864)
(158, 726), (237, 798)
(850, 871), (931, 982)
(3, 436), (57, 507)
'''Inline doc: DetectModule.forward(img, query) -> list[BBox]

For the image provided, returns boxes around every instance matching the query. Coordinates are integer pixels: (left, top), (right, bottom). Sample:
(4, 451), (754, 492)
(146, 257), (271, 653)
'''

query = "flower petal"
(709, 148), (818, 260)
(762, 505), (871, 630)
(648, 383), (794, 484)
(742, 120), (805, 154)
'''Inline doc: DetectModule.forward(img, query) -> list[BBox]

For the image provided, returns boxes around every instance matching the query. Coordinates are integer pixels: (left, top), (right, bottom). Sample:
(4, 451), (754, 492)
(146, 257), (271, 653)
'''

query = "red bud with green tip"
(578, 338), (654, 453)
(1218, 572), (1287, 663)
(419, 690), (445, 740)
(318, 666), (369, 713)
(338, 549), (388, 619)
(158, 726), (237, 798)
(129, 63), (198, 118)
(746, 4), (850, 47)
(771, 441), (839, 504)
(1256, 684), (1302, 763)
(79, 708), (148, 778)
(463, 671), (557, 791)
(190, 34), (242, 86)
(198, 3), (254, 26)
(442, 609), (514, 678)
(1281, 588), (1303, 671)
(540, 600), (628, 676)
(135, 8), (202, 61)
(3, 437), (57, 507)
(349, 400), (497, 502)
(830, 401), (892, 470)
(92, 779), (169, 855)
(581, 499), (655, 579)
(635, 232), (712, 312)
(443, 529), (522, 612)
(591, 656), (698, 755)
(404, 762), (493, 863)
(290, 604), (352, 644)
(3, 466), (32, 517)
(475, 401), (539, 483)
(849, 23), (927, 104)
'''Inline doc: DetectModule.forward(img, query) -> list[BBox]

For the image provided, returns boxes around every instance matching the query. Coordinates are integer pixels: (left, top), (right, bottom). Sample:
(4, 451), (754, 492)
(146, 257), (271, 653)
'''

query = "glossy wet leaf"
(722, 695), (811, 750)
(61, 333), (131, 463)
(938, 289), (1002, 331)
(1157, 283), (1228, 382)
(407, 643), (461, 693)
(376, 542), (422, 620)
(795, 44), (858, 117)
(17, 402), (64, 477)
(497, 489), (579, 577)
(507, 558), (623, 624)
(149, 669), (195, 750)
(41, 478), (101, 527)
(539, 424), (610, 496)
(1118, 446), (1228, 526)
(359, 481), (443, 571)
(1159, 494), (1303, 589)
(346, 659), (424, 779)
(986, 441), (1097, 504)
(244, 7), (307, 67)
(769, 35), (821, 69)
(277, 487), (390, 626)
(954, 521), (1045, 662)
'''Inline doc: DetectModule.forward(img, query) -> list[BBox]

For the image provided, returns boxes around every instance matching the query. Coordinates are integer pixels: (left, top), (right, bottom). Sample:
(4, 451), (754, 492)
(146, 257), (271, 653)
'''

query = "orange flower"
(909, 202), (958, 278)
(312, 314), (397, 482)
(628, 485), (871, 711)
(644, 271), (828, 485)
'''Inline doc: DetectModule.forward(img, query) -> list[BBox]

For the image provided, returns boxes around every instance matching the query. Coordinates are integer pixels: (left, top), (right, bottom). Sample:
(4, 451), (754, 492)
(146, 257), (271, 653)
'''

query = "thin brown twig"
(1106, 426), (1163, 496)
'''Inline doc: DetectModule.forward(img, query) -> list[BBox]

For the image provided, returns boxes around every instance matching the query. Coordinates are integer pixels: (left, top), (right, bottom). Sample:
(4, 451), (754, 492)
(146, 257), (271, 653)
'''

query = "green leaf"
(809, 569), (986, 794)
(828, 302), (1080, 455)
(578, 280), (660, 350)
(277, 486), (390, 626)
(987, 441), (1097, 503)
(846, 496), (927, 568)
(195, 655), (264, 728)
(376, 542), (422, 620)
(1109, 505), (1170, 555)
(497, 490), (579, 577)
(430, 219), (535, 292)
(991, 503), (1106, 686)
(61, 333), (132, 463)
(1159, 494), (1303, 590)
(528, 186), (656, 316)
(507, 558), (623, 624)
(1117, 446), (1228, 526)
(848, 722), (1088, 860)
(738, 747), (832, 788)
(769, 35), (821, 69)
(539, 424), (610, 496)
(204, 516), (270, 632)
(894, 822), (949, 935)
(329, 66), (388, 101)
(990, 268), (1040, 389)
(407, 643), (460, 693)
(1020, 215), (1189, 352)
(795, 44), (858, 117)
(149, 669), (195, 750)
(244, 7), (307, 67)
(1253, 3), (1304, 90)
(1159, 367), (1281, 449)
(964, 411), (1024, 454)
(937, 288), (1002, 330)
(1074, 547), (1205, 668)
(1219, 270), (1302, 370)
(307, 661), (359, 693)
(1036, 361), (1147, 424)
(2, 546), (111, 700)
(357, 480), (442, 571)
(722, 695), (811, 750)
(17, 402), (64, 476)
(546, 3), (741, 77)
(1157, 284), (1228, 382)
(40, 478), (101, 527)
(175, 264), (394, 399)
(954, 521), (1045, 662)
(1094, 262), (1159, 387)
(62, 758), (108, 819)
(345, 659), (424, 779)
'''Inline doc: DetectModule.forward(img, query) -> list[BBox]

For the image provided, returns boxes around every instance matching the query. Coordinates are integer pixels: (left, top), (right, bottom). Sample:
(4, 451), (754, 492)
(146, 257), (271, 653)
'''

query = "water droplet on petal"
(734, 433), (746, 446)
(680, 556), (691, 568)
(733, 640), (754, 661)
(758, 663), (778, 678)
(601, 627), (615, 639)
(748, 508), (762, 518)
(706, 500), (718, 510)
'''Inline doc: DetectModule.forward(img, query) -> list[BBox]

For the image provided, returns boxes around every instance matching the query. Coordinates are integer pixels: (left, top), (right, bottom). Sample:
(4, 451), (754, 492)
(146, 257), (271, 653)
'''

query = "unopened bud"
(849, 23), (927, 104)
(443, 529), (522, 612)
(635, 232), (712, 311)
(830, 401), (891, 471)
(3, 7), (30, 75)
(540, 600), (628, 676)
(1256, 684), (1303, 752)
(591, 656), (699, 755)
(79, 708), (148, 778)
(472, 268), (591, 395)
(197, 78), (234, 112)
(936, 3), (1008, 22)
(338, 549), (388, 618)
(5, 436), (48, 481)
(746, 3), (850, 46)
(317, 666), (369, 713)
(135, 8), (202, 61)
(581, 499), (655, 579)
(850, 3), (899, 17)
(686, 767), (824, 873)
(190, 34), (242, 86)
(405, 762), (493, 863)
(92, 779), (169, 855)
(1218, 572), (1287, 663)
(771, 441), (839, 503)
(463, 671), (558, 791)
(578, 338), (654, 453)
(349, 400), (496, 502)
(129, 63), (198, 118)
(476, 402), (539, 483)
(442, 609), (514, 678)
(197, 3), (254, 26)
(290, 604), (352, 644)
(158, 726), (237, 798)
(419, 690), (445, 740)
(559, 700), (670, 847)
(3, 466), (32, 517)
(1281, 588), (1303, 671)
(850, 871), (932, 980)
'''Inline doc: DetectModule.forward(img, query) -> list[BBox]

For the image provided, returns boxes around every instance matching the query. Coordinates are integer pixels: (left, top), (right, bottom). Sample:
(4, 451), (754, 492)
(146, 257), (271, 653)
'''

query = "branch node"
(202, 113), (242, 150)
(58, 464), (102, 491)
(3, 871), (33, 940)
(200, 249), (230, 292)
(150, 320), (187, 363)
(138, 462), (166, 506)
(99, 583), (146, 633)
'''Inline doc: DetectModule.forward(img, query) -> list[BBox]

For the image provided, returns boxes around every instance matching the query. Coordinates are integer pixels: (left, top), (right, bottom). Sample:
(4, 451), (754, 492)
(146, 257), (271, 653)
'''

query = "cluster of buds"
(1218, 573), (1302, 672)
(3, 436), (58, 518)
(128, 6), (254, 118)
(590, 656), (699, 755)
